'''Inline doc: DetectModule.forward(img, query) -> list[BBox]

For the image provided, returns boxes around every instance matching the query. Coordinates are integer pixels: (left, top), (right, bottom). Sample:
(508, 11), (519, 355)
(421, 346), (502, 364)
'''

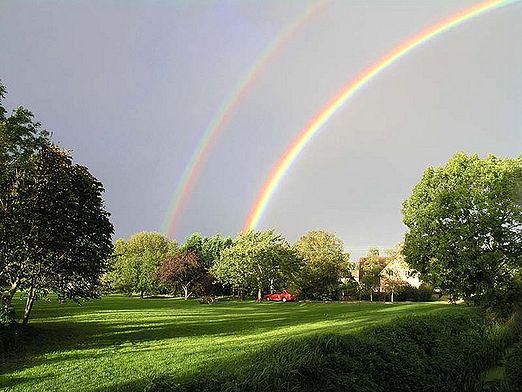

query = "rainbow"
(245, 0), (516, 232)
(164, 0), (331, 238)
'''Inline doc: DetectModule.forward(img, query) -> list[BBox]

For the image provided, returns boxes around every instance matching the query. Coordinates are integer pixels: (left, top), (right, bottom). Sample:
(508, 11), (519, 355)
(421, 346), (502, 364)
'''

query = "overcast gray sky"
(1, 0), (520, 259)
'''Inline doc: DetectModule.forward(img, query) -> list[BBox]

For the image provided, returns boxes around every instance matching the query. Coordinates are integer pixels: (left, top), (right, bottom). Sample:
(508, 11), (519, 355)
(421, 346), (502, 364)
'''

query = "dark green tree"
(295, 231), (349, 300)
(402, 152), (522, 317)
(181, 233), (233, 269)
(0, 82), (114, 324)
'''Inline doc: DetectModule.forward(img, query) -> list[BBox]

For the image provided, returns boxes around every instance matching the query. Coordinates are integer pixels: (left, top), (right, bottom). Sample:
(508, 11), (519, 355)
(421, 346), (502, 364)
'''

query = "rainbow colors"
(164, 0), (330, 238)
(244, 0), (515, 232)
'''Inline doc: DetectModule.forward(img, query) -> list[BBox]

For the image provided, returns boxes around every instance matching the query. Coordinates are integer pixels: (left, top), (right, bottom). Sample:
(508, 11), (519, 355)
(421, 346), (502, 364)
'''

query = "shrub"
(146, 311), (515, 392)
(395, 283), (433, 302)
(504, 342), (522, 391)
(340, 280), (360, 300)
(0, 305), (16, 328)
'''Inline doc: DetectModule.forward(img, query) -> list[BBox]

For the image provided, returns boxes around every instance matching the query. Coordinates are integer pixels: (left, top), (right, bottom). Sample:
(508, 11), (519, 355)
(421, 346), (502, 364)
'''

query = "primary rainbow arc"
(164, 0), (330, 238)
(244, 0), (517, 232)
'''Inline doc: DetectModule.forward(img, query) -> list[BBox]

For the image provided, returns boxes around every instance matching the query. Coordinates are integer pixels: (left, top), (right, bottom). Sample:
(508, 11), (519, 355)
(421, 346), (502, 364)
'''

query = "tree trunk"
(391, 291), (394, 303)
(140, 290), (144, 299)
(22, 285), (36, 325)
(370, 291), (373, 302)
(269, 279), (274, 294)
(183, 285), (191, 300)
(257, 287), (262, 302)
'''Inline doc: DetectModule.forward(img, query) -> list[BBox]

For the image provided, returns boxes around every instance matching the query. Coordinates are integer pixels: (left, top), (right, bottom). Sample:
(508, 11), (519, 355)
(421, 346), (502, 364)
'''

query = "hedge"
(144, 311), (516, 392)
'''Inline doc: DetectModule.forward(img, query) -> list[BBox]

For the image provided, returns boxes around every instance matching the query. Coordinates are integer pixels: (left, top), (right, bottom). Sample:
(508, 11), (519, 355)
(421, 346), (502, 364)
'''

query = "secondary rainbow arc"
(244, 0), (517, 232)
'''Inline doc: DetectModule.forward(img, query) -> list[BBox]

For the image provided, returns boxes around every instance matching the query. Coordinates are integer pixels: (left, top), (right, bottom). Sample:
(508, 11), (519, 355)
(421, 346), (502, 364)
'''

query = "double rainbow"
(164, 0), (330, 238)
(244, 0), (515, 231)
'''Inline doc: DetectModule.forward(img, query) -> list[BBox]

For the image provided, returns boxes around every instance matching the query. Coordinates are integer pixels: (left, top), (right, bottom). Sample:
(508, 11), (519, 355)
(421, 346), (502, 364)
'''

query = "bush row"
(145, 311), (516, 392)
(342, 282), (434, 302)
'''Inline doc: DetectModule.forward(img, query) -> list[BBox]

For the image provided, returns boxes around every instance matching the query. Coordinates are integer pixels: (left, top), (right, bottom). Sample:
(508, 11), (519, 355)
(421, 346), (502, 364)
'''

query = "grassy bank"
(154, 312), (514, 392)
(0, 296), (485, 391)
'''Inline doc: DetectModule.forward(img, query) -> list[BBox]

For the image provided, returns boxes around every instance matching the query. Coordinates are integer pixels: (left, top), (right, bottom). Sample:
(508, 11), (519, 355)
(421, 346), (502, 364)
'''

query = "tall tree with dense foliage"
(295, 231), (349, 300)
(109, 232), (175, 298)
(212, 230), (296, 301)
(0, 83), (114, 324)
(158, 250), (205, 300)
(402, 153), (522, 317)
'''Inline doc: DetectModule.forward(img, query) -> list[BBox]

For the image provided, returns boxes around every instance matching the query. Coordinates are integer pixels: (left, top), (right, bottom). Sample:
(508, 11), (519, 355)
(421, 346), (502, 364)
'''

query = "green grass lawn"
(1, 296), (470, 391)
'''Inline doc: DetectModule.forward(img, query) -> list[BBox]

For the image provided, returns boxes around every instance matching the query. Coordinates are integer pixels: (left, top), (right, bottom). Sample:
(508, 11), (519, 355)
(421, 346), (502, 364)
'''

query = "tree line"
(105, 230), (354, 302)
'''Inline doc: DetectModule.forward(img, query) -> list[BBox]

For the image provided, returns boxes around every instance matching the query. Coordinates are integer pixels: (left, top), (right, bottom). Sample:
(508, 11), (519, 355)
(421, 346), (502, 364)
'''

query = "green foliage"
(0, 84), (114, 323)
(0, 305), (15, 328)
(504, 342), (522, 391)
(108, 232), (174, 297)
(211, 230), (297, 300)
(402, 153), (522, 317)
(295, 231), (349, 300)
(180, 233), (203, 254)
(395, 283), (434, 302)
(201, 234), (233, 269)
(359, 248), (387, 301)
(151, 312), (516, 392)
(182, 233), (233, 270)
(340, 280), (361, 300)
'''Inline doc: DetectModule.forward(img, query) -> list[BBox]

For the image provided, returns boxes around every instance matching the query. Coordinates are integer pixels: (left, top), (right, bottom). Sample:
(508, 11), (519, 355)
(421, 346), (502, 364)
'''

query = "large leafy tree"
(0, 83), (114, 324)
(211, 230), (296, 301)
(109, 232), (176, 298)
(295, 231), (350, 300)
(402, 153), (522, 316)
(158, 250), (205, 300)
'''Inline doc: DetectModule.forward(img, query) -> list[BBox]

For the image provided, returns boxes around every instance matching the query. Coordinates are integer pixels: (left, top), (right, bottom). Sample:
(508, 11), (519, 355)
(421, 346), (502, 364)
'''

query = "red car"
(263, 290), (297, 302)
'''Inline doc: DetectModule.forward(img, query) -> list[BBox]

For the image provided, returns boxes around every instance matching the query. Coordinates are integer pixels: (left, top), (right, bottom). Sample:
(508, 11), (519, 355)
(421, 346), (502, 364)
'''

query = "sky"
(1, 0), (521, 260)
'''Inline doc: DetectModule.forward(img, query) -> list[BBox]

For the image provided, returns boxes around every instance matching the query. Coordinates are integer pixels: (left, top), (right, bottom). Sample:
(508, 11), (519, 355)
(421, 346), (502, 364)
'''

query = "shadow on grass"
(87, 310), (508, 392)
(0, 374), (52, 390)
(1, 298), (463, 389)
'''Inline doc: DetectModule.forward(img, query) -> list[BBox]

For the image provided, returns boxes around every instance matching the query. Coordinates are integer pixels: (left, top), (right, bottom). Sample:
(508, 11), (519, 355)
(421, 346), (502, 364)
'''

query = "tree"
(381, 262), (407, 303)
(382, 244), (409, 302)
(0, 83), (114, 324)
(1, 84), (50, 319)
(359, 248), (386, 302)
(295, 231), (349, 300)
(158, 250), (204, 300)
(108, 232), (175, 298)
(180, 233), (203, 255)
(181, 233), (233, 270)
(402, 153), (522, 317)
(211, 230), (296, 301)
(200, 234), (233, 270)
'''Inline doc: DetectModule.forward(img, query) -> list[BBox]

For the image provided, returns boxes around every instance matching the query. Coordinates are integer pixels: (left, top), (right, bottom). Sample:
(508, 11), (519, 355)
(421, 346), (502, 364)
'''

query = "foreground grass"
(1, 296), (470, 391)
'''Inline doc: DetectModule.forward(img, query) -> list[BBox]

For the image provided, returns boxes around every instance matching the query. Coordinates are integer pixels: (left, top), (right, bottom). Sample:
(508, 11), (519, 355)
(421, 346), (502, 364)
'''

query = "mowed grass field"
(1, 296), (471, 391)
